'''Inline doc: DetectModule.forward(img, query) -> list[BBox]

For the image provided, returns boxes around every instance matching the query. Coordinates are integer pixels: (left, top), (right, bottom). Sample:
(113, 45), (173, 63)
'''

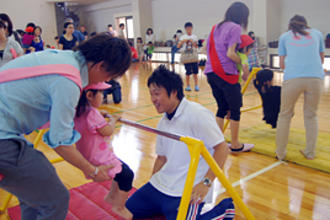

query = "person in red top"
(129, 41), (138, 62)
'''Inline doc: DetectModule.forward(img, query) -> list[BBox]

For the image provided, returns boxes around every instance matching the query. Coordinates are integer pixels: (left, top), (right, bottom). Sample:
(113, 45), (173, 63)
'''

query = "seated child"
(253, 69), (281, 128)
(103, 79), (122, 104)
(237, 35), (255, 83)
(129, 41), (139, 62)
(74, 82), (134, 219)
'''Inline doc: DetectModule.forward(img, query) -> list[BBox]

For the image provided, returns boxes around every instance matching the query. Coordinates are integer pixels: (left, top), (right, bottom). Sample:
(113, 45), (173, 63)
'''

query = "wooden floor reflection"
(1, 62), (329, 220)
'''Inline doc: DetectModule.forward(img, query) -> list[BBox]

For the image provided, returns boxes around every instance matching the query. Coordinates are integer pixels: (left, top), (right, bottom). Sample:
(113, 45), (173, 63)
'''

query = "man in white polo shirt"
(126, 65), (235, 219)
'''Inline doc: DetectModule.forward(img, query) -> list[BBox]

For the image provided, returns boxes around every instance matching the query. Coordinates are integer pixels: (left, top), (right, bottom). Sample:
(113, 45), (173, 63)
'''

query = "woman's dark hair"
(64, 22), (74, 29)
(76, 33), (131, 78)
(146, 28), (153, 35)
(76, 89), (98, 117)
(219, 2), (249, 30)
(147, 65), (184, 101)
(0, 13), (13, 36)
(184, 22), (193, 28)
(253, 69), (274, 94)
(289, 15), (310, 36)
(34, 26), (42, 34)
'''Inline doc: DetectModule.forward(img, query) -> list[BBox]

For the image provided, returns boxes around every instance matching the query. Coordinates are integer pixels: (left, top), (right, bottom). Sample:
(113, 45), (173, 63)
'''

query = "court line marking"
(216, 161), (284, 195)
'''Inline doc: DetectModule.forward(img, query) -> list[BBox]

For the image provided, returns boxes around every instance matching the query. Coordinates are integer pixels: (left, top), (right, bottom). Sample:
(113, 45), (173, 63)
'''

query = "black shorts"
(114, 161), (134, 192)
(207, 72), (242, 121)
(184, 62), (198, 75)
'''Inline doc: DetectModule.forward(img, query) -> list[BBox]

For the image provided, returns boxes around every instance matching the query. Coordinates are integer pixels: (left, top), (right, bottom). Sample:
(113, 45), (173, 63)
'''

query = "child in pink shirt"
(74, 82), (134, 219)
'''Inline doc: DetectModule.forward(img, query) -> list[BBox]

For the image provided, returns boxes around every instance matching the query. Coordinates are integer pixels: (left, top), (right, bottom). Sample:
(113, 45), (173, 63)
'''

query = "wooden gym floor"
(1, 62), (330, 220)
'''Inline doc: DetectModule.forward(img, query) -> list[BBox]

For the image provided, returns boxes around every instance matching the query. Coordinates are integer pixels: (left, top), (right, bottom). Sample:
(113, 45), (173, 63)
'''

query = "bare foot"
(299, 149), (314, 160)
(112, 206), (133, 220)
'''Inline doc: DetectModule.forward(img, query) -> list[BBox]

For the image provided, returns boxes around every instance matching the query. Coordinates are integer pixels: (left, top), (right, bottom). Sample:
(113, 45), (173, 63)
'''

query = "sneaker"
(195, 86), (200, 91)
(185, 86), (192, 92)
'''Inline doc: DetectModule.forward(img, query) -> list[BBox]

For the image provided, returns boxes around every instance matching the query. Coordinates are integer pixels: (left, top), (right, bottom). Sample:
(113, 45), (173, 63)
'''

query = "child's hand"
(110, 115), (121, 123)
(242, 73), (249, 81)
(100, 110), (109, 118)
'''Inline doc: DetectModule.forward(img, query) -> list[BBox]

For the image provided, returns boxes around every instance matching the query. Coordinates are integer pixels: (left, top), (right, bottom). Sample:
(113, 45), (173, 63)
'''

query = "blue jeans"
(126, 182), (235, 220)
(0, 139), (69, 220)
(171, 45), (179, 64)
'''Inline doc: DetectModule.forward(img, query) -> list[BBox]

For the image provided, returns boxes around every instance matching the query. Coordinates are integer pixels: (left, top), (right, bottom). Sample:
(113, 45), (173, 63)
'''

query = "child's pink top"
(74, 107), (122, 178)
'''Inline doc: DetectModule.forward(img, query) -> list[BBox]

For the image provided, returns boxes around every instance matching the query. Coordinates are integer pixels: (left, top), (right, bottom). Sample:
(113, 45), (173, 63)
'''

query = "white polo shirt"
(149, 98), (225, 199)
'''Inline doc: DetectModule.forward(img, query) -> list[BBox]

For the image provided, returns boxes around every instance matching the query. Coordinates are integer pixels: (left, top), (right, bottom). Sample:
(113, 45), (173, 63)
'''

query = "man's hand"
(89, 164), (114, 182)
(190, 182), (210, 204)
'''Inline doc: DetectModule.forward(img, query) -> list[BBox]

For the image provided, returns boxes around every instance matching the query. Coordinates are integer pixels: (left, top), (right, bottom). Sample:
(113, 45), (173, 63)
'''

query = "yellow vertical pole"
(33, 129), (46, 148)
(176, 137), (203, 220)
(200, 144), (256, 220)
(223, 67), (261, 132)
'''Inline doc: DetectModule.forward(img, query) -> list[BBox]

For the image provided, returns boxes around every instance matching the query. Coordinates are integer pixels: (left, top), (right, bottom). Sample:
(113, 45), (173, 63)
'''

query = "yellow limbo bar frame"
(118, 118), (256, 220)
(223, 67), (262, 132)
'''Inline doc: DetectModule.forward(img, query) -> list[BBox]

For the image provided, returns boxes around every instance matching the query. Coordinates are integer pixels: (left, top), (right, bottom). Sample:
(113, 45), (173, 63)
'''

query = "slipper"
(230, 143), (254, 152)
(299, 149), (314, 160)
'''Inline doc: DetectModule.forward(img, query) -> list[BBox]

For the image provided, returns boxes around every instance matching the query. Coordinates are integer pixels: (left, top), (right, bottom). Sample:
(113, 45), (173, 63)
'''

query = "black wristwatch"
(202, 177), (212, 187)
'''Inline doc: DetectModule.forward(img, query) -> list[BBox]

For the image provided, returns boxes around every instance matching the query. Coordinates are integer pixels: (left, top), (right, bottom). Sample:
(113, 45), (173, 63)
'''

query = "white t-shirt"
(145, 34), (155, 44)
(179, 34), (198, 51)
(149, 98), (225, 201)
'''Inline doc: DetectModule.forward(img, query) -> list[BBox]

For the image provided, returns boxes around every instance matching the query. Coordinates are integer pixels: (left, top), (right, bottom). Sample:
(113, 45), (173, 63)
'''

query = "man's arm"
(54, 145), (112, 182)
(190, 141), (229, 204)
(152, 155), (167, 175)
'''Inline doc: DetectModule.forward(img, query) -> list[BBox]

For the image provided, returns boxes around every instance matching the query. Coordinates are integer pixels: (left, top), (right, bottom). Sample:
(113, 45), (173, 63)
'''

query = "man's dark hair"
(147, 65), (184, 101)
(76, 33), (131, 78)
(119, 23), (125, 28)
(108, 24), (112, 28)
(184, 22), (193, 28)
(220, 2), (249, 30)
(0, 13), (13, 36)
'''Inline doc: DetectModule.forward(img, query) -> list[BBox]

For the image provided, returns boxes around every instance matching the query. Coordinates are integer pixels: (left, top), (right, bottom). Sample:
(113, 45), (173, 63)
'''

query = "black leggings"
(207, 72), (242, 121)
(114, 161), (134, 192)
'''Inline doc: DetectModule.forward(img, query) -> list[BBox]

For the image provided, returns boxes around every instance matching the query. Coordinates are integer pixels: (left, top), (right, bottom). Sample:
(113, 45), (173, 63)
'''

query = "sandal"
(230, 143), (254, 152)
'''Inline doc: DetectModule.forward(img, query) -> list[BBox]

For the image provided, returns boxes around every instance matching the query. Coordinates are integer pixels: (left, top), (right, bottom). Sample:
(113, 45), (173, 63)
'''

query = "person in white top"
(118, 23), (126, 39)
(177, 22), (200, 92)
(144, 27), (155, 56)
(126, 65), (235, 220)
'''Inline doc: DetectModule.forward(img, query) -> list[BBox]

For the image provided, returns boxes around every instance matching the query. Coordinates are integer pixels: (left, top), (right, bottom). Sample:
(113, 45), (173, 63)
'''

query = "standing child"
(74, 82), (134, 220)
(136, 37), (144, 62)
(178, 22), (199, 91)
(237, 35), (254, 83)
(146, 41), (154, 62)
(129, 41), (138, 62)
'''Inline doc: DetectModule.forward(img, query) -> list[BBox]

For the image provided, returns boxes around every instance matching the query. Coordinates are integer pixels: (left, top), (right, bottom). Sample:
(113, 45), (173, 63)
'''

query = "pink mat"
(8, 181), (165, 220)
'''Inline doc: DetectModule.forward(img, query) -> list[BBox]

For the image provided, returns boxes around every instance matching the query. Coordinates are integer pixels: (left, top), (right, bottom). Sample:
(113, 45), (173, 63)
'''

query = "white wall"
(151, 0), (254, 41)
(279, 0), (330, 38)
(82, 0), (132, 34)
(1, 0), (57, 45)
